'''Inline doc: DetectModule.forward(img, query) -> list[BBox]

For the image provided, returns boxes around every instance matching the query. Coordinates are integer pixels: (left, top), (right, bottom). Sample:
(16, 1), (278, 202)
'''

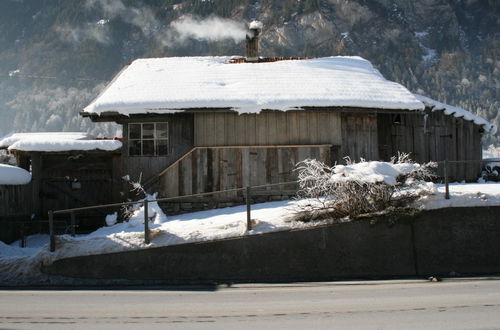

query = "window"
(128, 122), (169, 156)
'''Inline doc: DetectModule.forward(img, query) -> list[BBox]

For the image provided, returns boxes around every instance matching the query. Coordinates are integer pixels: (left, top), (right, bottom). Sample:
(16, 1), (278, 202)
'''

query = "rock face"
(0, 0), (497, 144)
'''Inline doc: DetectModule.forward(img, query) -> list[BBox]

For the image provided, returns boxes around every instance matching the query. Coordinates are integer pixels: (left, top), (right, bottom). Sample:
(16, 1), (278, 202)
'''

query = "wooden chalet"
(80, 28), (495, 212)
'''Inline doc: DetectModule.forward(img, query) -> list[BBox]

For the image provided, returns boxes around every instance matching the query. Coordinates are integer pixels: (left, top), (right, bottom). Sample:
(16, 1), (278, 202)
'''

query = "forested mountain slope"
(0, 0), (498, 144)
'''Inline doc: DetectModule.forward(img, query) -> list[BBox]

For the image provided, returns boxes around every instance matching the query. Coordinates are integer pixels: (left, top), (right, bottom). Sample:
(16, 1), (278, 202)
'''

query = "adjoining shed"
(0, 133), (122, 241)
(81, 54), (495, 211)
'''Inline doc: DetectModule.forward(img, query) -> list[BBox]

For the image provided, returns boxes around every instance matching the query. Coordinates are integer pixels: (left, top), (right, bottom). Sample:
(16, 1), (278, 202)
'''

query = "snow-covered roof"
(0, 164), (31, 185)
(0, 132), (90, 149)
(415, 94), (497, 134)
(0, 132), (122, 152)
(84, 56), (425, 115)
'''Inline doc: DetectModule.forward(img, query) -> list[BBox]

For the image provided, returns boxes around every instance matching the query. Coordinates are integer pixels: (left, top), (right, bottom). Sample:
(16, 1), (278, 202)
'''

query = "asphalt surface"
(1, 279), (500, 329)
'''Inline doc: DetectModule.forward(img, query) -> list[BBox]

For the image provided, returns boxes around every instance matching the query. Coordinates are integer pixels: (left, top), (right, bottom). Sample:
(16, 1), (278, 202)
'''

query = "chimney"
(246, 21), (263, 62)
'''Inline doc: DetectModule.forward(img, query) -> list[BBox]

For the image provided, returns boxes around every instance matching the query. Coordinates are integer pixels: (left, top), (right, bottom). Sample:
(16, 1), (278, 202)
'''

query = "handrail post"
(444, 159), (450, 200)
(49, 210), (55, 252)
(144, 199), (150, 244)
(245, 186), (252, 231)
(20, 222), (25, 248)
(70, 211), (76, 237)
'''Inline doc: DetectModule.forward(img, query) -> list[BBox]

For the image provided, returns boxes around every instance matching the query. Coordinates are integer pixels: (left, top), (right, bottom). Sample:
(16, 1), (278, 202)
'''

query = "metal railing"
(46, 158), (495, 252)
(48, 181), (298, 252)
(436, 159), (492, 200)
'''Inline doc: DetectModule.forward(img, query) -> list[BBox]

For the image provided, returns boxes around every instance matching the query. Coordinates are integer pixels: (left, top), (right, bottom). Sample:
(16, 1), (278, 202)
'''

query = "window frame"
(128, 122), (169, 157)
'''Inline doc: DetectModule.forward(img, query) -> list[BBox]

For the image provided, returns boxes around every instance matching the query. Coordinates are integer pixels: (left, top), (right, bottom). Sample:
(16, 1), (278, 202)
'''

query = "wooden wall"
(0, 184), (33, 243)
(194, 111), (342, 147)
(36, 152), (118, 218)
(341, 113), (378, 161)
(378, 110), (483, 181)
(154, 145), (332, 200)
(121, 113), (194, 184)
(0, 184), (33, 217)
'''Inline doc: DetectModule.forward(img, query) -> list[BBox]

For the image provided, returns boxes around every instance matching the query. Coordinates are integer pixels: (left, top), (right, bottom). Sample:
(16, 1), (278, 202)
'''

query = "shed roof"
(83, 56), (425, 115)
(0, 132), (122, 152)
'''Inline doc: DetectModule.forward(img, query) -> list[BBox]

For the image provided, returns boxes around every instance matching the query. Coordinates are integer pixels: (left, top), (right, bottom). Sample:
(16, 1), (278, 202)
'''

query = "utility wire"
(0, 73), (104, 82)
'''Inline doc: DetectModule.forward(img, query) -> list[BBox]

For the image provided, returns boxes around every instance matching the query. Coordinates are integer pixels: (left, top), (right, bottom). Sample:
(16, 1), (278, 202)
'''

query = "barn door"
(341, 113), (378, 161)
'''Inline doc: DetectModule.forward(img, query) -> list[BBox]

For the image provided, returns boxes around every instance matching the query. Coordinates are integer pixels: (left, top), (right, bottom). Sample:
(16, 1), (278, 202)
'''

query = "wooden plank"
(224, 113), (236, 145)
(455, 118), (465, 180)
(235, 114), (247, 146)
(330, 112), (342, 146)
(308, 112), (319, 145)
(297, 111), (310, 144)
(163, 163), (179, 197)
(214, 113), (225, 146)
(256, 112), (268, 145)
(317, 112), (330, 144)
(287, 112), (299, 144)
(266, 112), (278, 145)
(241, 148), (250, 187)
(197, 148), (208, 193)
(246, 114), (257, 145)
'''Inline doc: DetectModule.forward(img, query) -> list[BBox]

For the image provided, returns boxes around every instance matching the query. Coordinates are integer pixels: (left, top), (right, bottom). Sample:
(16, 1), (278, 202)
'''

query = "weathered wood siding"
(121, 114), (194, 183)
(378, 110), (482, 181)
(341, 113), (378, 161)
(0, 184), (33, 217)
(0, 184), (33, 243)
(155, 145), (332, 199)
(194, 111), (342, 147)
(36, 152), (119, 219)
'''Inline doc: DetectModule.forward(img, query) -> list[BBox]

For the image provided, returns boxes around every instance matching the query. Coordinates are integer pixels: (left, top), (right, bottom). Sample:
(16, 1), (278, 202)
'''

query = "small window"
(128, 122), (169, 156)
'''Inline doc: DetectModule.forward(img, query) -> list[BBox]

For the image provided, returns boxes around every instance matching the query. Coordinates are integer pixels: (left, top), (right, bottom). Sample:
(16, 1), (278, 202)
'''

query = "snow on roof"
(8, 139), (122, 153)
(0, 132), (122, 152)
(84, 56), (425, 116)
(415, 94), (497, 134)
(0, 164), (31, 185)
(0, 132), (91, 149)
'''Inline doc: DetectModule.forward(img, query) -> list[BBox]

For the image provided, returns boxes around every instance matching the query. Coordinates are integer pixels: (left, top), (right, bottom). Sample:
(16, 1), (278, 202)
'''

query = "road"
(1, 279), (500, 329)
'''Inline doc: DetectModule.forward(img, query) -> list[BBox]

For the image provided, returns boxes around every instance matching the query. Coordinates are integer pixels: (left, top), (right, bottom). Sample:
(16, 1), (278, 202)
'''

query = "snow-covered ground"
(1, 181), (499, 285)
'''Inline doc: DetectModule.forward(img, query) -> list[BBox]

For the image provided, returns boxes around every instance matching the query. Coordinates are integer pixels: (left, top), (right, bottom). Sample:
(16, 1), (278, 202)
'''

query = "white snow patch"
(0, 164), (31, 185)
(415, 94), (497, 134)
(8, 139), (122, 152)
(0, 132), (91, 149)
(332, 161), (420, 185)
(417, 182), (500, 210)
(105, 212), (118, 226)
(84, 56), (425, 115)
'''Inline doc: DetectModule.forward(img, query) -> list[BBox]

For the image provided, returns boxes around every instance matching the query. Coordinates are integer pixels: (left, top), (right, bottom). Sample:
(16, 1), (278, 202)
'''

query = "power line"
(0, 73), (104, 82)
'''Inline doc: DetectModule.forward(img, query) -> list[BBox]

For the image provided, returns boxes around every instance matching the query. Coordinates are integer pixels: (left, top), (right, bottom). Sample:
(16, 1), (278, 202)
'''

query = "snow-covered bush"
(105, 174), (168, 227)
(294, 154), (436, 222)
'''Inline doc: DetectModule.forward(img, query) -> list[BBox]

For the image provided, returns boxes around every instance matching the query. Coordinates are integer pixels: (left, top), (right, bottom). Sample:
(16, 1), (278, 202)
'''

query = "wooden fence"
(0, 184), (33, 243)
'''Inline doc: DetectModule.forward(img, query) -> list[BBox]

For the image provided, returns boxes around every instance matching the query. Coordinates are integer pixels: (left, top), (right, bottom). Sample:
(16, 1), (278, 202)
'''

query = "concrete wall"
(44, 206), (500, 283)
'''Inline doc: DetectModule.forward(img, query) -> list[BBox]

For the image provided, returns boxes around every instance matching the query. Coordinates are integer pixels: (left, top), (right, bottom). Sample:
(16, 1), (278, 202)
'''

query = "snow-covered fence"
(48, 180), (297, 251)
(438, 159), (496, 199)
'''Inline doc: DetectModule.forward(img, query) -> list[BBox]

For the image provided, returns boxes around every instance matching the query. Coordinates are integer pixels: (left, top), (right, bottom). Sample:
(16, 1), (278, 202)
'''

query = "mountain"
(0, 0), (498, 144)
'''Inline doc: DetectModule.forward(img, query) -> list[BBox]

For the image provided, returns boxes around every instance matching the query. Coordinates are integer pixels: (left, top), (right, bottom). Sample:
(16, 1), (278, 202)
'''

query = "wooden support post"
(246, 186), (252, 231)
(20, 222), (25, 248)
(144, 200), (150, 244)
(444, 159), (450, 200)
(70, 212), (76, 237)
(49, 210), (55, 252)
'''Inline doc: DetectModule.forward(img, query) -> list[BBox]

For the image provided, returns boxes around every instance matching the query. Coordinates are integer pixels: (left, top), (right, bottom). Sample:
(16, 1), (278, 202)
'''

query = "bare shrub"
(294, 154), (436, 222)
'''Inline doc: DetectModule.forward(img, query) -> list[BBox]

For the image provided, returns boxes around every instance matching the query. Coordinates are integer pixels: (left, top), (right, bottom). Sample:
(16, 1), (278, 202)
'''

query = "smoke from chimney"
(246, 20), (263, 62)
